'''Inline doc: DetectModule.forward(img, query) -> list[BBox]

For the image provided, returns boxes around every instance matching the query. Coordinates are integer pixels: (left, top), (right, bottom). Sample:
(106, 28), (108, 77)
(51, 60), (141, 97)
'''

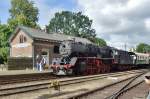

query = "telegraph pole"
(124, 43), (127, 51)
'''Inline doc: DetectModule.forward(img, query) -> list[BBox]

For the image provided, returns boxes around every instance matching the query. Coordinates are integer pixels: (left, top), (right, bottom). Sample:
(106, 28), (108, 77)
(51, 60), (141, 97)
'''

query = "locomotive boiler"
(59, 40), (112, 58)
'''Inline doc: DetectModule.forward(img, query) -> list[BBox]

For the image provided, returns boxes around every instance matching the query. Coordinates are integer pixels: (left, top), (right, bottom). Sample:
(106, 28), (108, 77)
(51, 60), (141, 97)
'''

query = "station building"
(9, 26), (92, 70)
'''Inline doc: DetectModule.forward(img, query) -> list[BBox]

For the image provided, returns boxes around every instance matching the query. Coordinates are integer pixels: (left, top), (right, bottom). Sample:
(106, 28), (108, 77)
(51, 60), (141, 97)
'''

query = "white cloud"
(77, 0), (150, 50)
(145, 18), (150, 31)
(32, 0), (64, 27)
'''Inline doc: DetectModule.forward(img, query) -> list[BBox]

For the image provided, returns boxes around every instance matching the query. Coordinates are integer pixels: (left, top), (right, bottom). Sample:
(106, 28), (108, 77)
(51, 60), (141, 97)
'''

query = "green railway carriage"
(135, 52), (150, 67)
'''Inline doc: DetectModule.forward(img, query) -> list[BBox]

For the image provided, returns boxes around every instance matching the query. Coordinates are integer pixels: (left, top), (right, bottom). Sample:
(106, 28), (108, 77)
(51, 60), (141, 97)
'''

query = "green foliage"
(136, 43), (150, 53)
(0, 47), (9, 64)
(0, 24), (11, 64)
(48, 11), (107, 46)
(8, 0), (39, 30)
(3, 0), (40, 64)
(91, 37), (107, 46)
(0, 24), (11, 47)
(48, 11), (96, 39)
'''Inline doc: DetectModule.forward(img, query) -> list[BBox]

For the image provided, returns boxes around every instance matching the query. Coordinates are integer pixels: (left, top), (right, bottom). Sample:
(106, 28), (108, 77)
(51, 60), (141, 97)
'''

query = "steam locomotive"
(51, 40), (150, 75)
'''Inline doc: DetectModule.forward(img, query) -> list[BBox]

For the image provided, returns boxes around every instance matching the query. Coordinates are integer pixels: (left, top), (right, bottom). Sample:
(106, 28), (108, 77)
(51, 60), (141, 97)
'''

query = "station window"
(19, 35), (23, 43)
(24, 36), (27, 42)
(54, 45), (59, 54)
(42, 51), (47, 55)
(19, 35), (27, 43)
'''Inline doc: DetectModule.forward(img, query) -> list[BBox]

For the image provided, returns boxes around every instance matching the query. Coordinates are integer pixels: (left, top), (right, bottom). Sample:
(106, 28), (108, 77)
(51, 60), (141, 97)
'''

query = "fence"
(0, 64), (8, 71)
(8, 57), (33, 70)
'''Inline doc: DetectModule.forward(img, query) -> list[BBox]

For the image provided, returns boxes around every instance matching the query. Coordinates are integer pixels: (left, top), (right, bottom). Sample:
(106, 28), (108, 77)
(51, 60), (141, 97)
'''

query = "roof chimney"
(41, 25), (49, 33)
(45, 25), (49, 33)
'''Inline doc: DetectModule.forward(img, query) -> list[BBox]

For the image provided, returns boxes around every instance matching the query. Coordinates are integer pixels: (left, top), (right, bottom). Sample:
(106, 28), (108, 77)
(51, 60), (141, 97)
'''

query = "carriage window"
(54, 46), (59, 54)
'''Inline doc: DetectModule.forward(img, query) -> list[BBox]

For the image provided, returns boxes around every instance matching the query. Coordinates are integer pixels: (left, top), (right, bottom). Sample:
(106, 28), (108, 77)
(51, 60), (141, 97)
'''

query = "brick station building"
(9, 26), (92, 70)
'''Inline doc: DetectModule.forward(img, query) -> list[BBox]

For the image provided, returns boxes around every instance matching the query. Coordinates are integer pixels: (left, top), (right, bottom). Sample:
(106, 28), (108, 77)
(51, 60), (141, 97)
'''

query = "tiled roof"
(10, 26), (92, 44)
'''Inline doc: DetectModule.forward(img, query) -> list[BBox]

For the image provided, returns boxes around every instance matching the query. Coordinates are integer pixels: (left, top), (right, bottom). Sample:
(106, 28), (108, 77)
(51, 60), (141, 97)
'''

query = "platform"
(0, 69), (52, 76)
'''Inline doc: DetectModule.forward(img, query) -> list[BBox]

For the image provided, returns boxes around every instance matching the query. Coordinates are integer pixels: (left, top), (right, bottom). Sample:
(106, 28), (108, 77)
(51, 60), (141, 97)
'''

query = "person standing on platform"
(36, 54), (40, 71)
(39, 56), (46, 71)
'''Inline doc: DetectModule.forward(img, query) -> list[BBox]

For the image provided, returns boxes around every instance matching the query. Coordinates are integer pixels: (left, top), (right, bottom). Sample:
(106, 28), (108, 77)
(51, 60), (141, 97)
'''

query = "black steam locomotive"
(51, 40), (149, 75)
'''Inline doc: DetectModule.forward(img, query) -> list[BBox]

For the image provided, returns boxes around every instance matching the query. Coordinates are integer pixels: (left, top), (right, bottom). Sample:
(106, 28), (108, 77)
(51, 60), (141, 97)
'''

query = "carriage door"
(41, 49), (49, 65)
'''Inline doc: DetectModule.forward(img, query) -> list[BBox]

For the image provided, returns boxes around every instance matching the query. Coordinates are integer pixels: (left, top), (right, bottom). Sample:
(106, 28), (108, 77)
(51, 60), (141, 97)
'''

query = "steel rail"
(67, 70), (148, 99)
(105, 72), (146, 99)
(107, 73), (146, 99)
(0, 69), (147, 96)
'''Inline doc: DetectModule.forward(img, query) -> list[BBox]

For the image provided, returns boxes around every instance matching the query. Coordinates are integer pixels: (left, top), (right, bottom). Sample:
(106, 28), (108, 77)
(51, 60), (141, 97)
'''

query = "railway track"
(108, 75), (148, 99)
(0, 69), (148, 97)
(0, 72), (56, 85)
(0, 69), (146, 85)
(118, 82), (149, 99)
(68, 70), (148, 99)
(106, 72), (145, 99)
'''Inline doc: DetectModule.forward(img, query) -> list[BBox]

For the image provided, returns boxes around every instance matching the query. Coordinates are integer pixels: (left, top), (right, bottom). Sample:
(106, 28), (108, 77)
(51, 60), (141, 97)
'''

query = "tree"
(8, 0), (39, 30)
(48, 11), (96, 39)
(136, 43), (150, 53)
(91, 37), (107, 46)
(0, 24), (11, 64)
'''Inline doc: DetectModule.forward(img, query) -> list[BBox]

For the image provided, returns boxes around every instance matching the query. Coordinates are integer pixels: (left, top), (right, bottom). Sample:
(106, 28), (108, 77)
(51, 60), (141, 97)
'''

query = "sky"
(0, 0), (150, 50)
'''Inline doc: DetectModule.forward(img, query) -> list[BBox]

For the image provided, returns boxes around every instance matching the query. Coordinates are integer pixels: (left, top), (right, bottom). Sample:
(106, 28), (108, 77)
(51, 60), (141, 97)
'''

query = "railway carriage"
(134, 52), (150, 68)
